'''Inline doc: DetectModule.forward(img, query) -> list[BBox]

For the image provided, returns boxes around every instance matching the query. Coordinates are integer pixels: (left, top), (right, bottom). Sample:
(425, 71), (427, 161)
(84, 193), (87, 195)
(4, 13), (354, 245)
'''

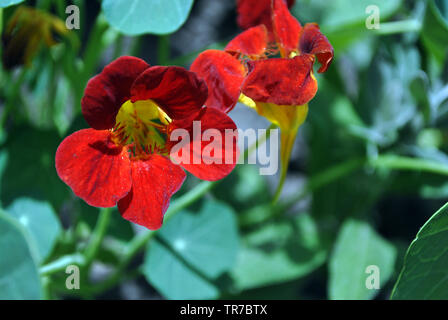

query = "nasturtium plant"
(1, 0), (448, 302)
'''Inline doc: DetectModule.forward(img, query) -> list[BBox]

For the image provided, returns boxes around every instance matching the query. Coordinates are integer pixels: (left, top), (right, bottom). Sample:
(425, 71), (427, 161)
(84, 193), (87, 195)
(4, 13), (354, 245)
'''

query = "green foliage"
(143, 200), (239, 299)
(0, 210), (42, 299)
(391, 202), (448, 299)
(102, 0), (195, 35)
(294, 0), (402, 50)
(0, 126), (69, 208)
(7, 198), (61, 264)
(421, 0), (448, 66)
(231, 213), (326, 291)
(329, 220), (397, 300)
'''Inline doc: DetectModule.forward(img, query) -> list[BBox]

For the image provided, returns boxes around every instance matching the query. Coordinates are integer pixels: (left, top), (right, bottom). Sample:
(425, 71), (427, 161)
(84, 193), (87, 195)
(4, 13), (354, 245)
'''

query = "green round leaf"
(329, 219), (396, 300)
(102, 0), (195, 35)
(231, 213), (326, 291)
(143, 200), (239, 299)
(391, 202), (448, 299)
(0, 0), (24, 8)
(7, 198), (62, 263)
(0, 210), (42, 299)
(145, 239), (220, 300)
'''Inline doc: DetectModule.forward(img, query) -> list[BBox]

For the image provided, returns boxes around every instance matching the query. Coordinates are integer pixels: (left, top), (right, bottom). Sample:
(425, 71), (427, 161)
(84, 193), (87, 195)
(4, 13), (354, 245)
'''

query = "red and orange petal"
(225, 25), (269, 58)
(272, 0), (302, 58)
(237, 0), (295, 33)
(299, 23), (334, 73)
(81, 56), (150, 130)
(241, 55), (317, 106)
(117, 155), (186, 230)
(130, 66), (208, 120)
(168, 107), (239, 181)
(55, 129), (132, 207)
(190, 50), (246, 113)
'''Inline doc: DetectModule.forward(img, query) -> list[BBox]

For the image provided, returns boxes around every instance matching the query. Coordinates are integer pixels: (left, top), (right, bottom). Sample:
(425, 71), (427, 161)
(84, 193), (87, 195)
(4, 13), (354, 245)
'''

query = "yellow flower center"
(112, 99), (172, 158)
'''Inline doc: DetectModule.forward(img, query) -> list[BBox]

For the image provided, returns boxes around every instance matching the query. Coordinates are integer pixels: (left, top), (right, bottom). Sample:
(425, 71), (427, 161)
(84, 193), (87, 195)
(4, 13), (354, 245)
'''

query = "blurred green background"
(1, 0), (448, 300)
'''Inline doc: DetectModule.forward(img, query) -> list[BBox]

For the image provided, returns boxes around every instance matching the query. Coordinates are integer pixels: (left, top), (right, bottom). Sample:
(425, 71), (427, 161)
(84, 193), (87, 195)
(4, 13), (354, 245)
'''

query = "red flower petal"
(190, 50), (245, 113)
(237, 0), (295, 33)
(130, 66), (208, 120)
(299, 23), (334, 73)
(168, 107), (239, 181)
(241, 55), (317, 106)
(55, 129), (132, 207)
(117, 156), (186, 230)
(225, 25), (269, 58)
(272, 0), (302, 57)
(81, 56), (150, 130)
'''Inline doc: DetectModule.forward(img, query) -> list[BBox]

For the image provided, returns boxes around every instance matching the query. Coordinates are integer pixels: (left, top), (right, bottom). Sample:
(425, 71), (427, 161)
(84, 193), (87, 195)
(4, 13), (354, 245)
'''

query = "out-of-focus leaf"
(0, 0), (24, 8)
(0, 126), (69, 209)
(410, 71), (431, 122)
(421, 0), (448, 66)
(0, 210), (41, 299)
(329, 219), (396, 300)
(53, 76), (74, 136)
(230, 213), (326, 291)
(357, 46), (419, 146)
(417, 129), (444, 150)
(391, 202), (448, 299)
(143, 200), (239, 299)
(7, 198), (61, 264)
(293, 0), (402, 50)
(102, 0), (194, 35)
(323, 0), (402, 30)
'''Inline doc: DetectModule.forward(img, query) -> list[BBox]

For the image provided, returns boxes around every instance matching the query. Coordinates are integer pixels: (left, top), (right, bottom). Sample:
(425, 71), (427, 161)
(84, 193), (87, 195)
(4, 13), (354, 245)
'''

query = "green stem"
(54, 0), (67, 17)
(371, 154), (448, 175)
(40, 253), (85, 276)
(245, 158), (364, 226)
(0, 9), (3, 40)
(375, 19), (421, 35)
(1, 70), (27, 130)
(81, 14), (109, 82)
(83, 207), (112, 267)
(157, 35), (170, 66)
(250, 154), (448, 226)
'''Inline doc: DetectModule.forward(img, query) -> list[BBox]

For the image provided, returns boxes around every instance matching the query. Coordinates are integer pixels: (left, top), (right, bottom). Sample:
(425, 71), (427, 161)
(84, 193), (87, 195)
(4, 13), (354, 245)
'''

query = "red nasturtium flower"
(191, 0), (333, 199)
(236, 0), (295, 38)
(56, 56), (238, 230)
